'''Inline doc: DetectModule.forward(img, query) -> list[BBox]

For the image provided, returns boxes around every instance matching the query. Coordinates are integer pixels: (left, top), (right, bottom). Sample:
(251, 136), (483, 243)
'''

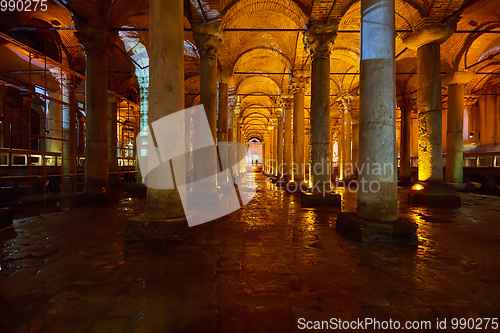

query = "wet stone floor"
(1, 173), (500, 332)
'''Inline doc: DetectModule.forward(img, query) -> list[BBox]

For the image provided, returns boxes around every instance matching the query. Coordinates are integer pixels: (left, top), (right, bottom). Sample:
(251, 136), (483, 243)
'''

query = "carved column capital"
(74, 24), (112, 56)
(292, 70), (309, 93)
(305, 22), (339, 60)
(402, 19), (456, 50)
(340, 95), (353, 110)
(193, 22), (222, 59)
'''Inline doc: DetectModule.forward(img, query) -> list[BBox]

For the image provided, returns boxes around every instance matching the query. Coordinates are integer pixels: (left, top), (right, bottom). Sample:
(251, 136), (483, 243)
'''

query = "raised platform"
(336, 212), (418, 244)
(300, 191), (341, 208)
(125, 214), (191, 242)
(409, 181), (461, 207)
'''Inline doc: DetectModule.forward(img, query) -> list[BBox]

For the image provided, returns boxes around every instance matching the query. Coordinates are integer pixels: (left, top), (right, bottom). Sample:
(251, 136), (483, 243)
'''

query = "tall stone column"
(46, 92), (63, 153)
(404, 22), (460, 206)
(77, 114), (85, 155)
(341, 95), (353, 180)
(398, 96), (413, 185)
(61, 76), (76, 196)
(194, 23), (221, 186)
(145, 0), (185, 219)
(75, 25), (110, 195)
(135, 76), (149, 184)
(276, 112), (283, 178)
(442, 72), (476, 186)
(337, 0), (416, 243)
(292, 71), (306, 184)
(306, 23), (338, 194)
(283, 98), (293, 182)
(237, 117), (245, 175)
(351, 118), (359, 178)
(217, 72), (231, 175)
(304, 127), (310, 184)
(272, 116), (278, 176)
(108, 95), (119, 190)
(194, 23), (221, 140)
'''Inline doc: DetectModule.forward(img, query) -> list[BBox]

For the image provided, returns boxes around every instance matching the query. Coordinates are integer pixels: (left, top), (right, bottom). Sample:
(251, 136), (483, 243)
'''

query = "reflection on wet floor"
(0, 173), (499, 332)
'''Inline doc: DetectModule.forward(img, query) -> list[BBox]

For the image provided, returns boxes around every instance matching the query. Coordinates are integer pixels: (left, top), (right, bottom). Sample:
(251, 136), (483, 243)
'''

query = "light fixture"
(469, 130), (480, 145)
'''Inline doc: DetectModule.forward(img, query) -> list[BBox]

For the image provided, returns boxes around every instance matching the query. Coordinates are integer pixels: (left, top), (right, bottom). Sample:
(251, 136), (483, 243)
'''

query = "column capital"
(340, 95), (353, 110)
(305, 21), (339, 59)
(402, 21), (455, 50)
(193, 22), (222, 59)
(465, 94), (479, 109)
(218, 69), (233, 84)
(292, 70), (309, 93)
(74, 24), (113, 56)
(442, 71), (476, 86)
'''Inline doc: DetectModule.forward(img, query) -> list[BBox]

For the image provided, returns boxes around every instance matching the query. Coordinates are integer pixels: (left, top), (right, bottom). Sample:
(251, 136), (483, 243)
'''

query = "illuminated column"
(341, 95), (353, 180)
(351, 118), (359, 177)
(237, 117), (245, 175)
(337, 0), (417, 243)
(283, 97), (293, 182)
(194, 22), (221, 185)
(231, 102), (240, 178)
(276, 112), (283, 178)
(135, 76), (149, 184)
(75, 25), (110, 195)
(145, 0), (185, 219)
(61, 76), (76, 196)
(46, 91), (63, 153)
(398, 96), (413, 185)
(108, 95), (119, 190)
(217, 73), (230, 172)
(442, 71), (476, 186)
(292, 71), (307, 184)
(272, 116), (278, 176)
(306, 23), (338, 193)
(404, 22), (460, 205)
(77, 114), (85, 155)
(304, 127), (311, 184)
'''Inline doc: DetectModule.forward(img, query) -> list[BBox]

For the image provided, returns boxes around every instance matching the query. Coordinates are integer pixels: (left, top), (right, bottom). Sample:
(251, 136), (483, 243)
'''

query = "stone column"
(61, 76), (76, 196)
(217, 72), (231, 174)
(237, 117), (245, 175)
(194, 23), (221, 140)
(75, 25), (110, 195)
(442, 72), (476, 186)
(398, 96), (413, 185)
(351, 118), (359, 177)
(304, 127), (311, 184)
(145, 0), (185, 219)
(77, 114), (85, 155)
(292, 71), (307, 185)
(341, 95), (353, 180)
(336, 0), (416, 243)
(272, 116), (278, 176)
(306, 23), (338, 193)
(46, 92), (63, 153)
(194, 23), (221, 187)
(276, 112), (283, 178)
(404, 22), (460, 206)
(135, 76), (149, 184)
(108, 95), (119, 190)
(283, 98), (293, 182)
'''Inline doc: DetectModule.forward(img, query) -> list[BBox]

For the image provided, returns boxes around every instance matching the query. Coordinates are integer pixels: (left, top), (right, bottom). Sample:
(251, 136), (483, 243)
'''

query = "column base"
(336, 212), (418, 244)
(125, 214), (190, 243)
(409, 181), (461, 207)
(398, 176), (412, 186)
(300, 191), (341, 208)
(285, 181), (308, 194)
(73, 191), (121, 205)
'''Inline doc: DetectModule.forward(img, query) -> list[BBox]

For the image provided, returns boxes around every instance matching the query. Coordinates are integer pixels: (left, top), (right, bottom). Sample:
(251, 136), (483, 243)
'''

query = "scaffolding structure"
(0, 31), (139, 198)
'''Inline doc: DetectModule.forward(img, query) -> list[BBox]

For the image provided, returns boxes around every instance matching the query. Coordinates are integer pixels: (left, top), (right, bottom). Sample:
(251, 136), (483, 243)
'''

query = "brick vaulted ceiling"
(0, 0), (499, 139)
